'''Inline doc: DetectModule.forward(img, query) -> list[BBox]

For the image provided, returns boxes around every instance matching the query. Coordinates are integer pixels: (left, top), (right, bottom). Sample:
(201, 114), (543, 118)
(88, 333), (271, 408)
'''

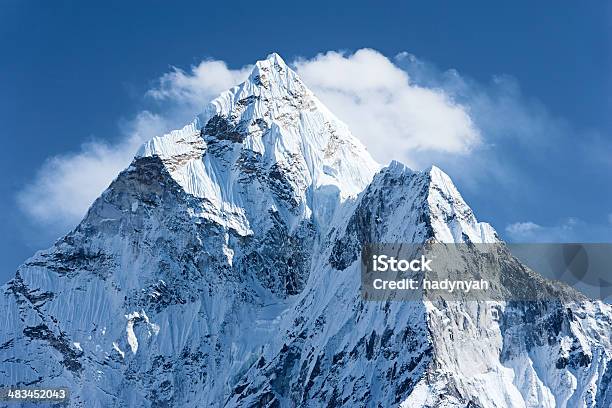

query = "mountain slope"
(1, 54), (611, 408)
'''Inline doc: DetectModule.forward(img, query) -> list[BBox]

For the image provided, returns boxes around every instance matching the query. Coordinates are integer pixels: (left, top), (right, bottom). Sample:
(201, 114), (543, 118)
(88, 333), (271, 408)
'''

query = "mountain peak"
(363, 162), (497, 244)
(257, 52), (288, 68)
(423, 164), (498, 243)
(138, 53), (379, 232)
(244, 52), (298, 92)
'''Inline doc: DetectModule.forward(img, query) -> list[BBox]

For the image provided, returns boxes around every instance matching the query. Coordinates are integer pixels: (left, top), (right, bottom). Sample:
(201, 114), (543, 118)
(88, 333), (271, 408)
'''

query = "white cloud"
(147, 60), (251, 109)
(294, 49), (481, 165)
(506, 221), (543, 236)
(505, 218), (592, 242)
(17, 112), (167, 227)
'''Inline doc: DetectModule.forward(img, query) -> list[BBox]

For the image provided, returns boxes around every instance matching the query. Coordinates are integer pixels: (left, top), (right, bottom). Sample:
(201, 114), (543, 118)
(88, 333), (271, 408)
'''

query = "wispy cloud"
(506, 218), (612, 243)
(294, 49), (480, 165)
(505, 219), (578, 242)
(393, 52), (571, 188)
(16, 112), (168, 228)
(147, 60), (251, 107)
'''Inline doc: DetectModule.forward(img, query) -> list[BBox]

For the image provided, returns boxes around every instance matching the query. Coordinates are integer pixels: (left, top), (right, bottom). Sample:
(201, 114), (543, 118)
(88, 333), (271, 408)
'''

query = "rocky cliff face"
(1, 54), (611, 408)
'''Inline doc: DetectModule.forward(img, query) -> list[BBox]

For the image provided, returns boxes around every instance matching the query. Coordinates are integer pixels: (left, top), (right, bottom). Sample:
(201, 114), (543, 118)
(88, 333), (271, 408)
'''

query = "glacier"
(1, 53), (611, 407)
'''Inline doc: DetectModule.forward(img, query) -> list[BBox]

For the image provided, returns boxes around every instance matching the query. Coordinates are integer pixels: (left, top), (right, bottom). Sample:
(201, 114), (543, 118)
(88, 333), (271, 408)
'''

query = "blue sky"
(1, 0), (611, 283)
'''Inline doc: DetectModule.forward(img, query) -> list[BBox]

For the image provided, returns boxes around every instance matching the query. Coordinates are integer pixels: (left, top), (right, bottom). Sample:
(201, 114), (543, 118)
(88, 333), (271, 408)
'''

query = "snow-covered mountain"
(1, 54), (611, 407)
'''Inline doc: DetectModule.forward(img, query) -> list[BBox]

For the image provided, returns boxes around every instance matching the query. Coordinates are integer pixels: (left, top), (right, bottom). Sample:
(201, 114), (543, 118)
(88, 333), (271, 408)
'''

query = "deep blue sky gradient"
(1, 0), (611, 282)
